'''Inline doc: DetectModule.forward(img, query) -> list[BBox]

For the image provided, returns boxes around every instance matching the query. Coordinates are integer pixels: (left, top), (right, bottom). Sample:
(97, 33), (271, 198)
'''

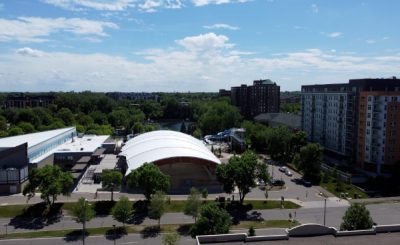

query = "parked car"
(278, 166), (287, 172)
(285, 170), (293, 177)
(271, 179), (285, 186)
(299, 178), (312, 187)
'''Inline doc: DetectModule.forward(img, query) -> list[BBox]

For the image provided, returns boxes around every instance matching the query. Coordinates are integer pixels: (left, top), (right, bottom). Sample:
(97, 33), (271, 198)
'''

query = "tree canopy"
(71, 197), (95, 224)
(23, 165), (73, 206)
(189, 202), (232, 237)
(293, 143), (323, 183)
(148, 191), (169, 227)
(112, 196), (133, 226)
(340, 203), (374, 231)
(127, 163), (170, 201)
(184, 187), (202, 221)
(216, 151), (269, 204)
(101, 170), (123, 201)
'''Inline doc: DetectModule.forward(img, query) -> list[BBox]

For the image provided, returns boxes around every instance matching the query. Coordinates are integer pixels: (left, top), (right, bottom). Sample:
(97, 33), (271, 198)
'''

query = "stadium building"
(119, 130), (222, 193)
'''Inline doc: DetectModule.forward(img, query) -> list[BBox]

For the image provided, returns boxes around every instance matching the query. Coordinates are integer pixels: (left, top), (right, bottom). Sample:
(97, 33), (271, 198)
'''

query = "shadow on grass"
(64, 230), (87, 242)
(129, 200), (147, 225)
(9, 203), (63, 230)
(177, 224), (191, 236)
(140, 225), (160, 239)
(104, 226), (127, 240)
(225, 201), (257, 223)
(93, 201), (115, 216)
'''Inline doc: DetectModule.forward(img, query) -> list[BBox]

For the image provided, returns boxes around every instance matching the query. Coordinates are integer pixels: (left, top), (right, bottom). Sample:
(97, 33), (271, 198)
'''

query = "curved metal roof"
(120, 130), (221, 176)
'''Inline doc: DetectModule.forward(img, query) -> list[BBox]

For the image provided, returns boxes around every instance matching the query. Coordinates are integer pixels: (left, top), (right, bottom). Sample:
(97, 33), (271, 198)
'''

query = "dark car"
(299, 179), (312, 187)
(271, 179), (285, 186)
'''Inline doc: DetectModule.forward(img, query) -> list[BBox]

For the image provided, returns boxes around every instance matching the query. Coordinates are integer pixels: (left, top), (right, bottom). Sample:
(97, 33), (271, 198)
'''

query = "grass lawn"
(0, 220), (300, 240)
(233, 220), (300, 229)
(320, 179), (368, 199)
(243, 200), (300, 209)
(0, 199), (300, 218)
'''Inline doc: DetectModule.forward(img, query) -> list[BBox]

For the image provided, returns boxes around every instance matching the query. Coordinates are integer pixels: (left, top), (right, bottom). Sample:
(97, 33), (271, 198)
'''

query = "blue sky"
(0, 0), (399, 92)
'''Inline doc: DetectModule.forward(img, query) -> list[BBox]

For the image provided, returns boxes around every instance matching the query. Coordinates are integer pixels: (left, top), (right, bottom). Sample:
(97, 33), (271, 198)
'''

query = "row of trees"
(0, 92), (242, 139)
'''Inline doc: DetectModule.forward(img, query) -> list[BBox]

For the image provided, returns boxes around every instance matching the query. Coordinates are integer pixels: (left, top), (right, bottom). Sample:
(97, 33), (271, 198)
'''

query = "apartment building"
(301, 77), (400, 174)
(230, 79), (280, 118)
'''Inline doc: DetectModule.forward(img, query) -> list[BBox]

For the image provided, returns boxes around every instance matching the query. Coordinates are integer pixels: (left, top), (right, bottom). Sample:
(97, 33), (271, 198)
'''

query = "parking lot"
(246, 161), (329, 203)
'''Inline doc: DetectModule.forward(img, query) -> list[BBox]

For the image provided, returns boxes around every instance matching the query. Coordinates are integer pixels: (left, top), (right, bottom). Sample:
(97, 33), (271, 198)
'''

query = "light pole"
(113, 224), (116, 245)
(323, 198), (327, 226)
(83, 199), (88, 245)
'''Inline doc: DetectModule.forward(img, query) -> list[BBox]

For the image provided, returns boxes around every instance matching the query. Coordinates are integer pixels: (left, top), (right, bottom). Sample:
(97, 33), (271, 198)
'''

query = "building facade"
(301, 77), (400, 174)
(230, 79), (280, 118)
(4, 95), (55, 108)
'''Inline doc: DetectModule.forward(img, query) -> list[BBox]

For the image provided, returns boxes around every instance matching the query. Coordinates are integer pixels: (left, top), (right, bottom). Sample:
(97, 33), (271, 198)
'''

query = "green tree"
(201, 188), (208, 200)
(340, 203), (374, 231)
(101, 170), (123, 201)
(162, 232), (180, 245)
(127, 163), (170, 201)
(57, 107), (75, 125)
(8, 126), (24, 136)
(184, 187), (202, 221)
(112, 196), (133, 227)
(293, 143), (323, 183)
(23, 165), (73, 206)
(17, 122), (35, 133)
(148, 191), (169, 227)
(71, 197), (95, 243)
(216, 151), (267, 205)
(189, 202), (232, 237)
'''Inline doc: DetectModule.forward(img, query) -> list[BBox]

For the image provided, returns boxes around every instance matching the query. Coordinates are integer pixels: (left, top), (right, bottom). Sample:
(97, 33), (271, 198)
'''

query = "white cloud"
(382, 37), (389, 40)
(15, 47), (45, 57)
(311, 3), (318, 13)
(138, 0), (163, 12)
(42, 0), (135, 11)
(191, 0), (251, 7)
(176, 33), (234, 51)
(203, 23), (239, 30)
(327, 32), (342, 38)
(366, 39), (376, 44)
(0, 17), (118, 43)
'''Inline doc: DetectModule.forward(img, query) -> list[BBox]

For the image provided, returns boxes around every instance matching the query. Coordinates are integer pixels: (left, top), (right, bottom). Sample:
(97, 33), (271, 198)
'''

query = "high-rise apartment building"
(230, 79), (280, 118)
(301, 77), (400, 174)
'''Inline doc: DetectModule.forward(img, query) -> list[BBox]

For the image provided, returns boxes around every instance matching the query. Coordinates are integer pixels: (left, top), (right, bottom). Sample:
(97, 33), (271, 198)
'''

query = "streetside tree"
(340, 203), (374, 231)
(293, 143), (323, 183)
(189, 202), (232, 238)
(216, 151), (269, 205)
(101, 170), (123, 201)
(148, 191), (169, 228)
(71, 197), (95, 244)
(112, 196), (133, 227)
(127, 163), (170, 201)
(184, 187), (202, 221)
(23, 165), (73, 206)
(162, 233), (180, 245)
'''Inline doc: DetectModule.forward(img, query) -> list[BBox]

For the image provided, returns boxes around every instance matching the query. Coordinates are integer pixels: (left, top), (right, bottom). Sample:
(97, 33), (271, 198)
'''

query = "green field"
(0, 220), (300, 240)
(0, 199), (300, 218)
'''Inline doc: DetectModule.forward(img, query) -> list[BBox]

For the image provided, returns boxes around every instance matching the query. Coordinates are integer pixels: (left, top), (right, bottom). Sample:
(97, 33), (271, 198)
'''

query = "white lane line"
(120, 242), (138, 244)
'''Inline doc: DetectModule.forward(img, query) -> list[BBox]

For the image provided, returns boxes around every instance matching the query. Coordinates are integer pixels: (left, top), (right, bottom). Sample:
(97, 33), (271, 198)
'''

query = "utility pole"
(323, 198), (327, 226)
(83, 199), (87, 245)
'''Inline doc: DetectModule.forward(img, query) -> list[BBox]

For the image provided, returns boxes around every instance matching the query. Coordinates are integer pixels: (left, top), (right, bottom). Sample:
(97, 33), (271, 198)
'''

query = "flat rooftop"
(31, 135), (109, 163)
(0, 127), (75, 148)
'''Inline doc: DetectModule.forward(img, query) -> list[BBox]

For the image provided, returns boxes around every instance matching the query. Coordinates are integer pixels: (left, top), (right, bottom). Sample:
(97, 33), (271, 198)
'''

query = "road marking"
(1, 203), (8, 206)
(121, 242), (138, 244)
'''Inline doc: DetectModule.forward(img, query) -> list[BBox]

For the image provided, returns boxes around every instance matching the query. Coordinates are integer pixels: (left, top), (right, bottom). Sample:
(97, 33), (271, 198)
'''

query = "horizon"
(0, 0), (399, 92)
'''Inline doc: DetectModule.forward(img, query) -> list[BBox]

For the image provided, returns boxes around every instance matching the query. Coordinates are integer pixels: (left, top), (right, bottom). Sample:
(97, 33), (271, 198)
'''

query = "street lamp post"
(83, 199), (88, 245)
(323, 198), (327, 226)
(113, 224), (117, 245)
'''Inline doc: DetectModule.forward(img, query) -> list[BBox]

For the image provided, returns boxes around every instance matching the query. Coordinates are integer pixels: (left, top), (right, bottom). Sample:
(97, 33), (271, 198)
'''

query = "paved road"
(205, 233), (400, 245)
(0, 233), (195, 245)
(0, 203), (399, 235)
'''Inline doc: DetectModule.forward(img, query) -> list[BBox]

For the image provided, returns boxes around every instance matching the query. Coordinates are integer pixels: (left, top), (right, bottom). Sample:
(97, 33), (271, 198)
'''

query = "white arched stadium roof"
(119, 130), (221, 176)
